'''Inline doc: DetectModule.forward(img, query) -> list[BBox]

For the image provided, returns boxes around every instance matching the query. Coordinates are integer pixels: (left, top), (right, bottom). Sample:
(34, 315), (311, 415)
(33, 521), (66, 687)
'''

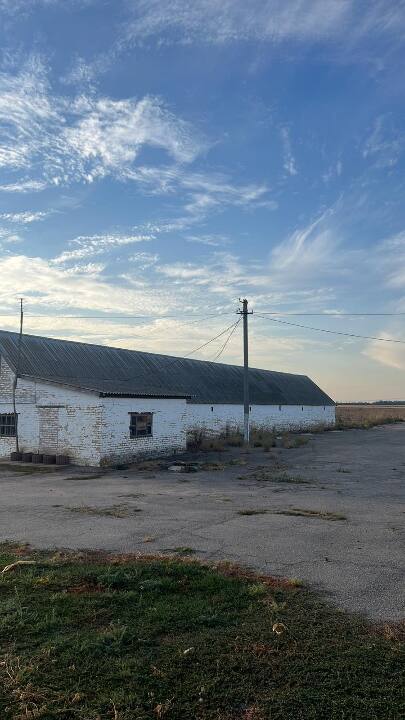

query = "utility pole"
(12, 298), (24, 454)
(237, 298), (253, 445)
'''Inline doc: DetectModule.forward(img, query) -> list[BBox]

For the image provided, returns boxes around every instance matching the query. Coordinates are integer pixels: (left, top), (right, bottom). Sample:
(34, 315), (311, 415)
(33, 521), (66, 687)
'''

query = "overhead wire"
(255, 314), (405, 344)
(211, 318), (241, 362)
(255, 311), (405, 317)
(0, 311), (234, 320)
(168, 319), (242, 364)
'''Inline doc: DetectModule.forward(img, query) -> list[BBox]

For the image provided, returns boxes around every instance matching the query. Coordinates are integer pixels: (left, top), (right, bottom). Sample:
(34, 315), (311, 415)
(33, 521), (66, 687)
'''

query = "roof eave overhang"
(18, 374), (191, 399)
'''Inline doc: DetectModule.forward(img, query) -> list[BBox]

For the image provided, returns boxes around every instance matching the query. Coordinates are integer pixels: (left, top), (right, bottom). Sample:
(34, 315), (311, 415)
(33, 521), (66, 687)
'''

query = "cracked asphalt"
(0, 424), (404, 620)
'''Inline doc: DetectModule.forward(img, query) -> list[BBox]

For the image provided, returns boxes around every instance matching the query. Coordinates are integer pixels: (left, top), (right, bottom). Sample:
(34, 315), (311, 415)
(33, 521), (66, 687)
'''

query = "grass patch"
(0, 544), (403, 719)
(198, 461), (227, 471)
(187, 428), (311, 453)
(281, 433), (310, 449)
(67, 504), (142, 518)
(237, 509), (268, 516)
(243, 467), (311, 484)
(276, 508), (347, 521)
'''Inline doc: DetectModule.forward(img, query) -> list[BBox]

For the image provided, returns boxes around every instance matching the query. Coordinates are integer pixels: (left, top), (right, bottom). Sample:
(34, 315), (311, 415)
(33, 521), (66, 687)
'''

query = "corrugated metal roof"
(0, 330), (335, 406)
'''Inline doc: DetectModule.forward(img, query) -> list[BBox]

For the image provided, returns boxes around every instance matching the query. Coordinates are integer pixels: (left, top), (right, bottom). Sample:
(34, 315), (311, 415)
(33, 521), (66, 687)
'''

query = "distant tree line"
(337, 401), (405, 405)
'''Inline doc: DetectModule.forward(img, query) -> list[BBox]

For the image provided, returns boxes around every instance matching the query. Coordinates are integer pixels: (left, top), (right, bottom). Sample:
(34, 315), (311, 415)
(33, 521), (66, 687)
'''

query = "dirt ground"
(0, 424), (404, 620)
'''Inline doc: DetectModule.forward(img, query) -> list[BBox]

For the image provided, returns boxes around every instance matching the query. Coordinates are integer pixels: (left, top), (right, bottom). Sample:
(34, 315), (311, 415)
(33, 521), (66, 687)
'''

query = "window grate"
(129, 412), (153, 438)
(0, 413), (16, 437)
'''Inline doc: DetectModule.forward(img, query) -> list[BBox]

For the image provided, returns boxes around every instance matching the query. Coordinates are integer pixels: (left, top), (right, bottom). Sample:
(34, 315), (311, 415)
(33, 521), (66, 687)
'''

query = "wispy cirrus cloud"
(124, 0), (405, 46)
(364, 330), (405, 372)
(0, 227), (22, 246)
(185, 234), (229, 247)
(127, 165), (274, 219)
(0, 210), (53, 223)
(0, 57), (205, 189)
(0, 0), (93, 15)
(0, 179), (48, 193)
(280, 126), (297, 177)
(125, 0), (351, 44)
(53, 232), (153, 264)
(128, 251), (159, 269)
(0, 254), (172, 315)
(363, 115), (405, 168)
(0, 56), (270, 221)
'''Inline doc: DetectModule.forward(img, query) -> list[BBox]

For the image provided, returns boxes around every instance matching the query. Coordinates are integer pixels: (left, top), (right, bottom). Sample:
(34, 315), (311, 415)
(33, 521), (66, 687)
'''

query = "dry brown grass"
(336, 405), (405, 428)
(187, 427), (310, 452)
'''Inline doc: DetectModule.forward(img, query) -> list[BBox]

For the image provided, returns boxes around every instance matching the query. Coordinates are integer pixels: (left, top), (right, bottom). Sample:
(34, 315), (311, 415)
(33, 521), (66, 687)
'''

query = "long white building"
(0, 330), (335, 466)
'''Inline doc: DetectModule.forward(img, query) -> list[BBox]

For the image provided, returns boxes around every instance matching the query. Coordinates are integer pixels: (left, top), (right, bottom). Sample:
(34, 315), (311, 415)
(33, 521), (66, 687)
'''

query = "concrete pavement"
(0, 424), (404, 620)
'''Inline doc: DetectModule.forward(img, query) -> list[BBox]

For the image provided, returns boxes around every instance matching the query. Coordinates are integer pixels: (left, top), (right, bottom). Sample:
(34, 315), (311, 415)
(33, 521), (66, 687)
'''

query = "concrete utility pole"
(12, 298), (24, 453)
(238, 298), (253, 445)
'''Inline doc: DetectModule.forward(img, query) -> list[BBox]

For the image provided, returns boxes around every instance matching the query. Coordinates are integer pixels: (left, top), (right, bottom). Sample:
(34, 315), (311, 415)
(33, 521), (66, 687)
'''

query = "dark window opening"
(249, 405), (252, 412)
(211, 406), (214, 412)
(130, 412), (153, 438)
(0, 413), (16, 437)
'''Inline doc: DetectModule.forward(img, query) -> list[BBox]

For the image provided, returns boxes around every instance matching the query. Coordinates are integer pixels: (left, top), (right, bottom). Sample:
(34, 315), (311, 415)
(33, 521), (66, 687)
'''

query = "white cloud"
(181, 172), (274, 215)
(128, 251), (159, 269)
(0, 57), (273, 219)
(0, 210), (52, 223)
(322, 159), (343, 184)
(0, 179), (48, 193)
(0, 254), (172, 315)
(125, 1), (405, 46)
(280, 126), (297, 176)
(125, 0), (352, 44)
(53, 233), (153, 264)
(0, 0), (92, 15)
(270, 210), (339, 278)
(0, 227), (22, 245)
(374, 231), (405, 290)
(185, 234), (229, 247)
(0, 57), (205, 190)
(127, 165), (274, 219)
(363, 115), (404, 168)
(364, 329), (405, 371)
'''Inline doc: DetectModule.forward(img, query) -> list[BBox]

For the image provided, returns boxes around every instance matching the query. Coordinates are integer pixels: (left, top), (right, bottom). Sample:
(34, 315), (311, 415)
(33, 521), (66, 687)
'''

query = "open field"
(0, 545), (403, 720)
(337, 404), (405, 427)
(0, 424), (404, 621)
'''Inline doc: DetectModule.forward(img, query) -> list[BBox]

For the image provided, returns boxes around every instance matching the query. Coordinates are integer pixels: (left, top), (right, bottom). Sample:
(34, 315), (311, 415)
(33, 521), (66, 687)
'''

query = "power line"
(18, 312), (232, 320)
(211, 318), (241, 361)
(1, 308), (404, 319)
(256, 311), (405, 317)
(255, 315), (405, 344)
(170, 320), (243, 363)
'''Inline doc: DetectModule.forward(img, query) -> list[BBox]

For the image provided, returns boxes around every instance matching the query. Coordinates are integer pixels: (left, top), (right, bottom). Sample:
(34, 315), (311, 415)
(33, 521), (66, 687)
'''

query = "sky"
(1, 1), (405, 401)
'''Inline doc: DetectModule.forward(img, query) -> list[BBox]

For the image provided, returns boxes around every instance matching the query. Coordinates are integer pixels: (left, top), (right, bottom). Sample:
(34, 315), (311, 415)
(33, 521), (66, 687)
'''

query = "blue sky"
(1, 1), (405, 400)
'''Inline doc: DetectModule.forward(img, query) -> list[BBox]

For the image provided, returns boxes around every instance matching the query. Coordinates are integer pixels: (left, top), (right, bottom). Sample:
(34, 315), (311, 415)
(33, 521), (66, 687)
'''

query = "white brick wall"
(0, 356), (335, 466)
(0, 358), (187, 466)
(0, 357), (103, 465)
(99, 397), (187, 465)
(186, 403), (335, 433)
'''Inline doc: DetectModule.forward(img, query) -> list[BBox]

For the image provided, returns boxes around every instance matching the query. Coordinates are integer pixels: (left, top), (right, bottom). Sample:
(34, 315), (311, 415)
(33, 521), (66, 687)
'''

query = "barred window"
(129, 412), (153, 438)
(0, 413), (16, 437)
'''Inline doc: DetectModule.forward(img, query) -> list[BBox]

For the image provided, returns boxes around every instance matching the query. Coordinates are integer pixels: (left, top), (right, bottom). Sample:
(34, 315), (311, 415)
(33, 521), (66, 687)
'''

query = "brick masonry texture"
(0, 357), (335, 466)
